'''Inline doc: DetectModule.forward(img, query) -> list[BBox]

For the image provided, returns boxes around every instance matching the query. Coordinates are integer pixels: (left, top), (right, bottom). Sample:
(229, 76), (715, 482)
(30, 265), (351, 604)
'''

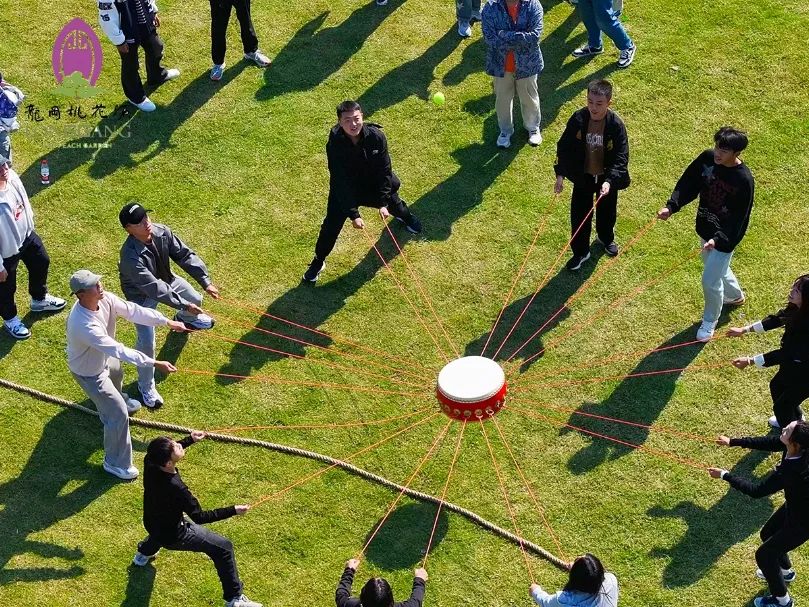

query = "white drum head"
(437, 356), (505, 403)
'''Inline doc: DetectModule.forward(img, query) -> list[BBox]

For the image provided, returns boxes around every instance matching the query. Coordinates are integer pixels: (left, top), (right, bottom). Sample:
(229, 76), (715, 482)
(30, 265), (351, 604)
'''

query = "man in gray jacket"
(118, 202), (219, 408)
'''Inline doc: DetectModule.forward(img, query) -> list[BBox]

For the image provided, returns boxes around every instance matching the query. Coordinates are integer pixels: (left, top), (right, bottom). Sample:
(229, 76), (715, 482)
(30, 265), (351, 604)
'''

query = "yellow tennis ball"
(432, 92), (446, 106)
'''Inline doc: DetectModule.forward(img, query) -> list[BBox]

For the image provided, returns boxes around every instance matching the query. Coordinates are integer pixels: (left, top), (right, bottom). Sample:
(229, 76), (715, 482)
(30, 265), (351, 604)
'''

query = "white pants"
(493, 73), (540, 136)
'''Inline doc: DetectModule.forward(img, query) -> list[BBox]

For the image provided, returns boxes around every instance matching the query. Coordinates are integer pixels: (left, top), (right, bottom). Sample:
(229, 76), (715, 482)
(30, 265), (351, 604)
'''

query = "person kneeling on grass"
(530, 553), (618, 607)
(336, 558), (427, 607)
(709, 421), (809, 607)
(727, 274), (809, 429)
(133, 432), (262, 607)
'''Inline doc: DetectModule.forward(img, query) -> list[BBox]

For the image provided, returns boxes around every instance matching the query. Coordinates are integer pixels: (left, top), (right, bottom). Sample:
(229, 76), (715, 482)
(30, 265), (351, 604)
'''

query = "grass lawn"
(1, 0), (809, 605)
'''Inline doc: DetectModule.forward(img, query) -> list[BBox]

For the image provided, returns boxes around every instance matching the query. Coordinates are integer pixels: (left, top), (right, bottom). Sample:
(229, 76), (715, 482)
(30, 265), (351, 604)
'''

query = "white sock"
(777, 593), (791, 606)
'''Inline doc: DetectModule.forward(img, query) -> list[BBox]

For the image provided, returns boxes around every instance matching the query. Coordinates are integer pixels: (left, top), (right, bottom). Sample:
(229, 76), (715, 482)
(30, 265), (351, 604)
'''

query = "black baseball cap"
(119, 202), (153, 227)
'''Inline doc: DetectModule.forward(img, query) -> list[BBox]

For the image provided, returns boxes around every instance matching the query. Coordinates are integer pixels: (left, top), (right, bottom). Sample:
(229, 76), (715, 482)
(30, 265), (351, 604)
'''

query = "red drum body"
(436, 356), (507, 421)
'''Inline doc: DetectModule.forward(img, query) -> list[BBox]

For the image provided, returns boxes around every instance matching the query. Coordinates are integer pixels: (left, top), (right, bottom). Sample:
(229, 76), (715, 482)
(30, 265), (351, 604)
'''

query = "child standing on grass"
(133, 432), (262, 607)
(727, 274), (809, 429)
(657, 126), (754, 343)
(529, 553), (619, 606)
(554, 79), (630, 272)
(710, 421), (809, 607)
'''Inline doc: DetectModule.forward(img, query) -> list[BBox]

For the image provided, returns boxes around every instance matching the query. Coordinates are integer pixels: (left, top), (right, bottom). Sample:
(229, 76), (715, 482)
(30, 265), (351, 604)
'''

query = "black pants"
(570, 176), (618, 257)
(770, 368), (809, 428)
(120, 33), (168, 103)
(756, 505), (809, 597)
(314, 193), (414, 261)
(139, 521), (243, 601)
(210, 0), (259, 65)
(0, 231), (49, 321)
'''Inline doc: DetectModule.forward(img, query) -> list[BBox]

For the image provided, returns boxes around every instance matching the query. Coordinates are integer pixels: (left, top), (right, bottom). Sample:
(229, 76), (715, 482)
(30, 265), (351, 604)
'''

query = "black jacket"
(758, 305), (809, 371)
(142, 437), (237, 543)
(666, 150), (754, 253)
(327, 123), (400, 220)
(335, 567), (425, 607)
(725, 434), (809, 527)
(554, 108), (630, 190)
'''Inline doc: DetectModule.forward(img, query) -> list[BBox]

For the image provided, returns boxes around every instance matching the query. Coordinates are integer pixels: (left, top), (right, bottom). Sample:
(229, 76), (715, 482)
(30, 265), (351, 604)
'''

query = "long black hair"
(359, 577), (394, 607)
(564, 553), (605, 595)
(144, 436), (174, 468)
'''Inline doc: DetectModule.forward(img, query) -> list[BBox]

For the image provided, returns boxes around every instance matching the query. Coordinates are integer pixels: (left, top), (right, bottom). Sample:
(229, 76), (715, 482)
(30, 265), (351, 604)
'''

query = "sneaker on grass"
(753, 595), (793, 607)
(30, 293), (66, 312)
(4, 316), (30, 340)
(566, 252), (591, 271)
(210, 64), (225, 81)
(617, 45), (636, 68)
(302, 257), (325, 283)
(696, 321), (716, 342)
(133, 549), (160, 567)
(139, 385), (164, 409)
(571, 44), (603, 58)
(528, 129), (543, 147)
(496, 132), (512, 149)
(594, 237), (619, 257)
(103, 460), (139, 480)
(756, 568), (796, 584)
(226, 594), (263, 607)
(173, 312), (215, 330)
(244, 51), (271, 67)
(125, 396), (142, 414)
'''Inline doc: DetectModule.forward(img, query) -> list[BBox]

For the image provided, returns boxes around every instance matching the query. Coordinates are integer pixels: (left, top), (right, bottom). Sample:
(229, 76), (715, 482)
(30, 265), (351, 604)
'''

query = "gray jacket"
(119, 223), (211, 309)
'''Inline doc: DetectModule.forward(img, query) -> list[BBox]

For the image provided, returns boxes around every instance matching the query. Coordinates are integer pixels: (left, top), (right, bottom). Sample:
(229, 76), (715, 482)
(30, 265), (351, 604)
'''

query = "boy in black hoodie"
(133, 432), (262, 607)
(658, 126), (754, 342)
(554, 79), (630, 271)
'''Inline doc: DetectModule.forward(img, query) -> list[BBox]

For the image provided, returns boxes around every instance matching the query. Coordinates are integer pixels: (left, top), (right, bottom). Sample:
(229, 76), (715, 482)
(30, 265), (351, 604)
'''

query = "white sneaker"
(768, 415), (781, 429)
(4, 316), (31, 340)
(226, 594), (263, 607)
(528, 129), (543, 146)
(30, 293), (67, 312)
(244, 51), (271, 67)
(457, 20), (472, 38)
(133, 549), (159, 566)
(130, 97), (157, 112)
(756, 567), (796, 583)
(125, 396), (142, 414)
(174, 311), (215, 330)
(696, 321), (716, 342)
(496, 132), (512, 148)
(103, 460), (139, 480)
(210, 63), (225, 81)
(164, 68), (181, 81)
(139, 385), (164, 409)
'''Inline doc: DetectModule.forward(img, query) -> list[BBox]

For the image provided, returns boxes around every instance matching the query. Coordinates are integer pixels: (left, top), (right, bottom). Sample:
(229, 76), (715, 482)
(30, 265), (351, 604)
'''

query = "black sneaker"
(302, 257), (325, 282)
(566, 252), (591, 271)
(617, 45), (636, 68)
(396, 214), (423, 234)
(753, 595), (793, 607)
(595, 237), (620, 257)
(571, 44), (604, 58)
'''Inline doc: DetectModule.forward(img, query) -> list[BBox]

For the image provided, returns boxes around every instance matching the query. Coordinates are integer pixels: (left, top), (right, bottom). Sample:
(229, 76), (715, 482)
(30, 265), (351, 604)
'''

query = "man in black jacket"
(336, 558), (427, 607)
(303, 100), (422, 283)
(554, 80), (630, 271)
(133, 432), (262, 607)
(709, 421), (809, 607)
(657, 126), (754, 342)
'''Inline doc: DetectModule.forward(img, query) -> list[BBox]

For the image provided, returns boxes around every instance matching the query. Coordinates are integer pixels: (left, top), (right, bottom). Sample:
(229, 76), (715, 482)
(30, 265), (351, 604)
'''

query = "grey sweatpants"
(72, 357), (133, 470)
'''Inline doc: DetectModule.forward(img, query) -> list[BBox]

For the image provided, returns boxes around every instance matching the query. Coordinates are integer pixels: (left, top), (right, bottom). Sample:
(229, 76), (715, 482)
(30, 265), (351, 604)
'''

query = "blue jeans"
(701, 244), (743, 325)
(456, 0), (481, 22)
(133, 276), (203, 393)
(576, 0), (633, 51)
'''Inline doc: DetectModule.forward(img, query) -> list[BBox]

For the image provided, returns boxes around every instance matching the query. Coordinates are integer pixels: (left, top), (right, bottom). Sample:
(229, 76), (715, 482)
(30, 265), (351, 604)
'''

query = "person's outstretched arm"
(396, 568), (427, 607)
(529, 582), (562, 607)
(335, 560), (361, 607)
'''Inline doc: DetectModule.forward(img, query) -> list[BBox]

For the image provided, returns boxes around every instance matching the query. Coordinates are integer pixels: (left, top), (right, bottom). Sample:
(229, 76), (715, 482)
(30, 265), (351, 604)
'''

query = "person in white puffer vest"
(97, 0), (180, 112)
(0, 158), (65, 340)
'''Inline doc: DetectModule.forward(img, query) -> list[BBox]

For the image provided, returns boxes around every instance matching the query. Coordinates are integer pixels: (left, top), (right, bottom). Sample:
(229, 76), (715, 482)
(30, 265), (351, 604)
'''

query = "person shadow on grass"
(647, 446), (775, 587)
(463, 258), (600, 373)
(254, 0), (405, 103)
(18, 65), (248, 195)
(216, 111), (526, 382)
(0, 408), (115, 585)
(561, 317), (736, 476)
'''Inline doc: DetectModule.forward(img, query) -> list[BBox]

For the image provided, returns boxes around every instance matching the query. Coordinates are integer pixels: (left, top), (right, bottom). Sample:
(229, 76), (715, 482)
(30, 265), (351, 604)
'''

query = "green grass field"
(2, 0), (809, 605)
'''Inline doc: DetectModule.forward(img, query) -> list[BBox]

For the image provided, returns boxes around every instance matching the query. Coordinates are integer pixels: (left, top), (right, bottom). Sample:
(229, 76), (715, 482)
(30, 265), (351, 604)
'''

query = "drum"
(436, 356), (507, 421)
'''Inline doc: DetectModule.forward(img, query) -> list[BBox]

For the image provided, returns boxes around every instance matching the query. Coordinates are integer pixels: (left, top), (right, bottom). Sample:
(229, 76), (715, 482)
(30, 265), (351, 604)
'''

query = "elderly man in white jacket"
(0, 158), (65, 339)
(66, 270), (187, 480)
(97, 0), (180, 111)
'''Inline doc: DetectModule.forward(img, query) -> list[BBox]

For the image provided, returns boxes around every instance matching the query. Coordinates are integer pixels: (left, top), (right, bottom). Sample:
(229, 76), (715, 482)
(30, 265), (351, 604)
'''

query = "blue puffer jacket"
(482, 0), (544, 79)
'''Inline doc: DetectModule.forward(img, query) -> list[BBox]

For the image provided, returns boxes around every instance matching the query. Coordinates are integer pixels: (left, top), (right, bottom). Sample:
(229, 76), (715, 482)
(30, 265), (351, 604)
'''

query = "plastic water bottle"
(40, 159), (50, 185)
